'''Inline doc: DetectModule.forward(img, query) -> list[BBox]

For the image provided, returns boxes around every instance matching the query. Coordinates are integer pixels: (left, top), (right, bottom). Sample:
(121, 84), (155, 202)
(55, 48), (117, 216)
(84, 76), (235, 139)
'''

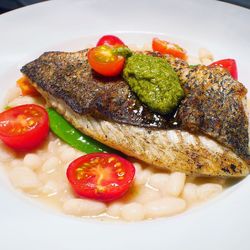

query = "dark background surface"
(0, 0), (249, 14)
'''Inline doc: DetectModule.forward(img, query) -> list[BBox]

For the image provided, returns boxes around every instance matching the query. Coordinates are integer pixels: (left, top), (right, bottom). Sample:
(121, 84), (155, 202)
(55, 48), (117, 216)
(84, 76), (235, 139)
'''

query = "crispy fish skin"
(178, 65), (249, 162)
(20, 49), (250, 176)
(21, 50), (250, 162)
(151, 52), (250, 162)
(30, 85), (249, 177)
(21, 50), (168, 129)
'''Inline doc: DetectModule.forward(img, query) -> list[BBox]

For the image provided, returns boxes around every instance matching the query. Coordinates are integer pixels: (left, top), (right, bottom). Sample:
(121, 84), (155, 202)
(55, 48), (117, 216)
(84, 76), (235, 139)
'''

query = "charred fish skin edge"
(20, 49), (250, 177)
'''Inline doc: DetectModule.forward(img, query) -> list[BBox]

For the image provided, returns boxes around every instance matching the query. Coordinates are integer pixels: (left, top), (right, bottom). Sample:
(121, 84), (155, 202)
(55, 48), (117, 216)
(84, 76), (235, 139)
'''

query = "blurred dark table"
(0, 0), (47, 14)
(220, 0), (250, 8)
(0, 0), (249, 14)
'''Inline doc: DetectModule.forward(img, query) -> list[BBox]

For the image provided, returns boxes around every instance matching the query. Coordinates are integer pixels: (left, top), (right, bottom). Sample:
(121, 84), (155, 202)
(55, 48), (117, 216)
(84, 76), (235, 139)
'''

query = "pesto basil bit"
(112, 46), (132, 58)
(4, 106), (11, 110)
(123, 54), (184, 114)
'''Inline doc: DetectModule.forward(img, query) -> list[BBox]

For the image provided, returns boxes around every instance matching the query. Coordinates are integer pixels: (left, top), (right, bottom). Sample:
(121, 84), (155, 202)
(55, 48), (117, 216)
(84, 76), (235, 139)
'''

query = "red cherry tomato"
(0, 104), (49, 150)
(96, 35), (125, 47)
(209, 59), (238, 80)
(87, 45), (125, 77)
(152, 38), (187, 60)
(67, 153), (135, 202)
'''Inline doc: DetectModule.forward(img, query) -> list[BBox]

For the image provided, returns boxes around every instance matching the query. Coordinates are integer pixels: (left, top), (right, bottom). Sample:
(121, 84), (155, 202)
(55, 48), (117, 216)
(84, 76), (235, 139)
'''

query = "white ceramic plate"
(0, 0), (250, 249)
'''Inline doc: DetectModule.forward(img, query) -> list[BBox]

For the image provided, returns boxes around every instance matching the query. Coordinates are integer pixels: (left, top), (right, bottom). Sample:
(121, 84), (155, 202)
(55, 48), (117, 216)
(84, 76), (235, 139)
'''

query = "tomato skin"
(209, 59), (238, 80)
(0, 104), (49, 151)
(87, 46), (125, 77)
(152, 38), (187, 60)
(67, 153), (135, 202)
(96, 35), (125, 47)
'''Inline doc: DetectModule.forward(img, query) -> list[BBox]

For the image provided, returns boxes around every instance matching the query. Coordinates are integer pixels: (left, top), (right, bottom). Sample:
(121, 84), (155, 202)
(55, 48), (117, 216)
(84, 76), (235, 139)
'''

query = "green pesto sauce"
(123, 54), (184, 114)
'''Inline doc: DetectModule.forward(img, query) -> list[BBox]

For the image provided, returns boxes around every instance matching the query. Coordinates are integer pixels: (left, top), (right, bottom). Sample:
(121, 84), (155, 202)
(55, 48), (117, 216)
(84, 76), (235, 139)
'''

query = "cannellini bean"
(9, 167), (41, 190)
(59, 191), (75, 203)
(63, 198), (106, 216)
(41, 180), (59, 196)
(133, 162), (142, 173)
(63, 162), (71, 174)
(198, 48), (214, 64)
(48, 139), (61, 153)
(10, 159), (23, 168)
(148, 173), (169, 191)
(7, 96), (38, 107)
(3, 85), (21, 105)
(134, 186), (161, 204)
(145, 197), (186, 219)
(201, 58), (213, 65)
(41, 157), (60, 173)
(58, 146), (77, 162)
(0, 142), (15, 162)
(23, 153), (42, 170)
(197, 184), (222, 201)
(135, 169), (152, 185)
(182, 183), (222, 205)
(164, 172), (186, 196)
(182, 183), (198, 204)
(148, 172), (186, 197)
(107, 202), (122, 218)
(120, 203), (145, 221)
(74, 151), (84, 159)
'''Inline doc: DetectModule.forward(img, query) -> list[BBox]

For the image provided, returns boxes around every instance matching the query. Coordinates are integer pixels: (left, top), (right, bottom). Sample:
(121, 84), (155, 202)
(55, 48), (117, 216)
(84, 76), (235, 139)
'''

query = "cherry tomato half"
(209, 59), (238, 80)
(0, 104), (49, 150)
(87, 45), (125, 77)
(96, 35), (125, 47)
(152, 38), (187, 60)
(67, 153), (135, 202)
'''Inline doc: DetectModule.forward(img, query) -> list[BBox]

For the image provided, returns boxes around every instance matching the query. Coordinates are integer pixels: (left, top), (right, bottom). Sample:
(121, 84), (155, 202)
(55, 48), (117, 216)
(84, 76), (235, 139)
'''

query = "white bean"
(3, 85), (21, 105)
(0, 142), (15, 162)
(197, 184), (222, 201)
(107, 202), (122, 218)
(135, 169), (152, 185)
(133, 162), (142, 173)
(198, 48), (214, 64)
(41, 157), (60, 173)
(41, 180), (59, 196)
(7, 96), (38, 107)
(201, 58), (213, 65)
(148, 173), (169, 191)
(120, 202), (145, 221)
(182, 183), (198, 204)
(10, 159), (23, 168)
(145, 197), (186, 219)
(63, 198), (106, 216)
(59, 146), (77, 162)
(164, 172), (186, 197)
(47, 139), (61, 153)
(63, 162), (71, 175)
(9, 167), (41, 190)
(23, 153), (42, 170)
(134, 186), (161, 204)
(59, 191), (75, 203)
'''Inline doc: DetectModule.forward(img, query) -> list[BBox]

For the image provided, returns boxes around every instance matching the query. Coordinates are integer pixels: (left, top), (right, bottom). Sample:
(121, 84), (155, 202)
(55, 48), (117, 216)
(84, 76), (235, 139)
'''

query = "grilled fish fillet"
(21, 50), (250, 177)
(149, 52), (249, 162)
